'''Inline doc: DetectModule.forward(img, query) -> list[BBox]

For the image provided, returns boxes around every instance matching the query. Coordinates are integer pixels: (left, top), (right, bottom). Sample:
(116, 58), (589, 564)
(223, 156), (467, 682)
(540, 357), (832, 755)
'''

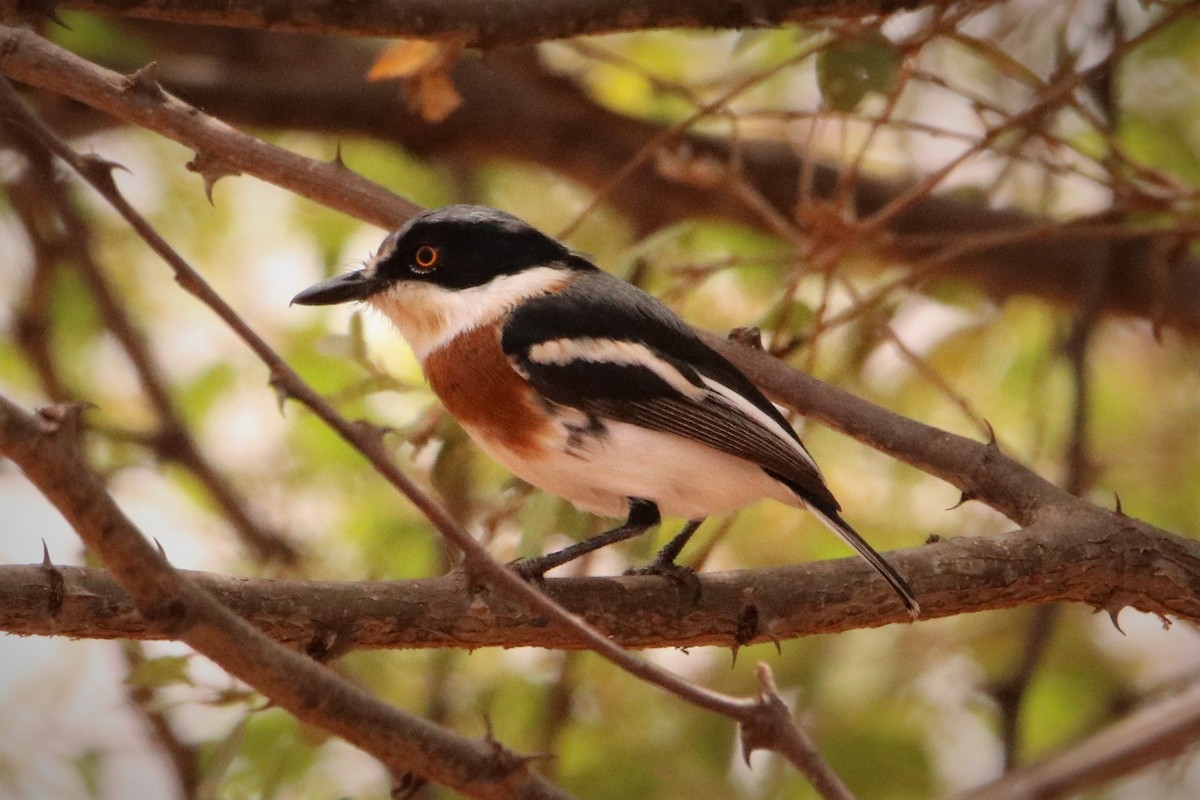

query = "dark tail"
(808, 507), (919, 618)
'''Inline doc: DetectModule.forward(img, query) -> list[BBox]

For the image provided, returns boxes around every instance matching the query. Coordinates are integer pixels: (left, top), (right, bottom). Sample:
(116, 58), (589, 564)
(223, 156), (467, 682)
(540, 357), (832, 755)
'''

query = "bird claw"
(508, 557), (550, 586)
(624, 560), (703, 603)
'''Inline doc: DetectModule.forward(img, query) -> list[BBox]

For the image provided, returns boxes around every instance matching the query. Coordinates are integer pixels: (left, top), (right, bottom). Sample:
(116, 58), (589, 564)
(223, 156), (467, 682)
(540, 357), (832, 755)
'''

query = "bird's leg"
(649, 518), (705, 568)
(511, 498), (660, 580)
(624, 518), (705, 600)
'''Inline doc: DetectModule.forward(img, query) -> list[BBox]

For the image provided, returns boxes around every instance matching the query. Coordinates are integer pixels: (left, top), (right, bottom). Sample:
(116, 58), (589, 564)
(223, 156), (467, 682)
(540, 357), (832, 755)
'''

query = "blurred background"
(3, 1), (1200, 798)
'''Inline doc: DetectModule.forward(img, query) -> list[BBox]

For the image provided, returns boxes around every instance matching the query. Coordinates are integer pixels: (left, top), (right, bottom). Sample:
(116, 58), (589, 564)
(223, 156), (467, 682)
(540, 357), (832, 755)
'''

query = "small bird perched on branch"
(293, 204), (917, 616)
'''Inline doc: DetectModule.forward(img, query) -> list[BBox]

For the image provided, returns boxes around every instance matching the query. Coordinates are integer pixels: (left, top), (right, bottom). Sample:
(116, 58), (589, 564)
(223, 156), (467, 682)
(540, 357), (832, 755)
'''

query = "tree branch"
(4, 508), (1198, 648)
(0, 397), (573, 800)
(954, 681), (1200, 800)
(52, 0), (953, 47)
(8, 22), (1200, 334)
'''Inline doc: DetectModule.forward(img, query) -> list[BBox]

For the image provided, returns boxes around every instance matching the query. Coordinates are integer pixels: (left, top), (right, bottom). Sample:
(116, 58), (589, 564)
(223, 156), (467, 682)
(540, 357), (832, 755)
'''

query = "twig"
(119, 641), (200, 800)
(952, 680), (1200, 800)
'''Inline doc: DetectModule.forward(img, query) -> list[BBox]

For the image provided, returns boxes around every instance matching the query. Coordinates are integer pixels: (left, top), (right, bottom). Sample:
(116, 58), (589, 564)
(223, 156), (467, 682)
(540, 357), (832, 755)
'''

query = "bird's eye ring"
(413, 245), (439, 271)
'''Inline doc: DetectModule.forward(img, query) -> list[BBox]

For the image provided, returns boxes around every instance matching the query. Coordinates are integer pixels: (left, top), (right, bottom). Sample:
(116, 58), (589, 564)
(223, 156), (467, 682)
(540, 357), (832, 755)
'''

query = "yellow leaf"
(411, 72), (463, 122)
(368, 40), (445, 80)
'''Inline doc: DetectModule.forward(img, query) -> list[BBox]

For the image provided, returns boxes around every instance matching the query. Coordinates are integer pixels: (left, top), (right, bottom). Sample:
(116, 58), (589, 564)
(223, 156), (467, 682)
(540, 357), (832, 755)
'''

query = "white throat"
(366, 266), (570, 361)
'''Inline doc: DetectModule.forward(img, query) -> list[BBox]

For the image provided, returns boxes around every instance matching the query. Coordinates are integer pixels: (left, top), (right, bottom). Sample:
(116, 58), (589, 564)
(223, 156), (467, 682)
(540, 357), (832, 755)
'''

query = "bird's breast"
(422, 322), (554, 458)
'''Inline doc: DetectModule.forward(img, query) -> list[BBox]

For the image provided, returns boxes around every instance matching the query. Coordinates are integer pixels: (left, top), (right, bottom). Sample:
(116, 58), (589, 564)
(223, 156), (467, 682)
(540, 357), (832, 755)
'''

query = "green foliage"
(124, 654), (194, 690)
(816, 31), (904, 112)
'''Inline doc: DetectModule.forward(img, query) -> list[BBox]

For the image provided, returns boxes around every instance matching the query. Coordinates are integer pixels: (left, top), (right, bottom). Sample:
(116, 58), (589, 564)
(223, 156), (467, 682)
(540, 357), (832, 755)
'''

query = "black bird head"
(291, 205), (586, 306)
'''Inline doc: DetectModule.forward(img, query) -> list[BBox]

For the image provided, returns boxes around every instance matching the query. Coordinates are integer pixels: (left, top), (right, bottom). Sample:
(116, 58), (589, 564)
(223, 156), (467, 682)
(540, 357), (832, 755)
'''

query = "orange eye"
(414, 245), (439, 270)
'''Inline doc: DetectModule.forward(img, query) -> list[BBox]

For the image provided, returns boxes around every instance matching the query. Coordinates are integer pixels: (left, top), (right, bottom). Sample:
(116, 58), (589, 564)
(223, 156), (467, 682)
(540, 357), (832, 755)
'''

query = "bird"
(292, 204), (918, 616)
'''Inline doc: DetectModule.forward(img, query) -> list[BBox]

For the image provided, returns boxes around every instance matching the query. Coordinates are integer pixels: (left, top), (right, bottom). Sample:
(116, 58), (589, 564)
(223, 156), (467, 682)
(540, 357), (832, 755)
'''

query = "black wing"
(500, 271), (839, 512)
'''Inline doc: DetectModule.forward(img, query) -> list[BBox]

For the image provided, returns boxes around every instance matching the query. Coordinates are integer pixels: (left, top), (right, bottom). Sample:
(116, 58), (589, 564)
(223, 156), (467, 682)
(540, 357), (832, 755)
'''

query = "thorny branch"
(0, 74), (852, 797)
(50, 0), (954, 47)
(4, 506), (1200, 647)
(0, 395), (573, 800)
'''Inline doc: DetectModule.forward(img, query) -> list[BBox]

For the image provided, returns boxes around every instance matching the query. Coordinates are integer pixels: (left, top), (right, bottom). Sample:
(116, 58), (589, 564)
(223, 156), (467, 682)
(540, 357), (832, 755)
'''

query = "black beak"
(291, 270), (384, 306)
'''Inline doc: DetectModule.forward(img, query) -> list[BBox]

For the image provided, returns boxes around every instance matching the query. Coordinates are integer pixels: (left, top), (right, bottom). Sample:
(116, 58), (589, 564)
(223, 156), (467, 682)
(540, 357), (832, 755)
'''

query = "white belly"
(465, 418), (799, 520)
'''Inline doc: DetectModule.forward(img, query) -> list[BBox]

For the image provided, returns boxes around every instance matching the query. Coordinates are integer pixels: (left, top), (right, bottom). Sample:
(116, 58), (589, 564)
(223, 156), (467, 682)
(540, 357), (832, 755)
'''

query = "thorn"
(352, 419), (393, 446)
(39, 540), (65, 617)
(1114, 493), (1124, 516)
(154, 538), (169, 562)
(1107, 605), (1125, 634)
(44, 0), (70, 27)
(186, 151), (241, 203)
(77, 155), (127, 194)
(983, 419), (999, 448)
(947, 491), (975, 510)
(734, 603), (759, 652)
(330, 142), (347, 168)
(123, 62), (165, 98)
(268, 367), (292, 414)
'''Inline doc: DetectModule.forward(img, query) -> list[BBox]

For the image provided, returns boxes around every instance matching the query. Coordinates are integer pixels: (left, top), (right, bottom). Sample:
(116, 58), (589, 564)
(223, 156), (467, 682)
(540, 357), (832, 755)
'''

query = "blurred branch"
(0, 25), (419, 229)
(50, 0), (953, 46)
(0, 396), (573, 800)
(3, 508), (1198, 647)
(953, 681), (1200, 800)
(8, 21), (1200, 334)
(4, 126), (300, 564)
(119, 641), (200, 800)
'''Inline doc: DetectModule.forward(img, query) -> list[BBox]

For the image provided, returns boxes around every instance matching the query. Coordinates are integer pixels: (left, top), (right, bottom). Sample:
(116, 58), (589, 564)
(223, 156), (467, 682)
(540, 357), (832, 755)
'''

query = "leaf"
(124, 654), (193, 689)
(369, 39), (465, 122)
(368, 40), (446, 79)
(407, 71), (463, 123)
(816, 31), (903, 112)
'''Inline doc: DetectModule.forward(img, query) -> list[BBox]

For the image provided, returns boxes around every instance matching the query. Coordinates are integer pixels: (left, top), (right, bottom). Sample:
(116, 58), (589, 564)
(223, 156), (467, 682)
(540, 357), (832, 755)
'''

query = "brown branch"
(4, 124), (299, 564)
(51, 0), (955, 47)
(702, 334), (1077, 522)
(17, 20), (1200, 335)
(0, 25), (418, 230)
(0, 397), (573, 799)
(4, 509), (1198, 648)
(953, 681), (1200, 800)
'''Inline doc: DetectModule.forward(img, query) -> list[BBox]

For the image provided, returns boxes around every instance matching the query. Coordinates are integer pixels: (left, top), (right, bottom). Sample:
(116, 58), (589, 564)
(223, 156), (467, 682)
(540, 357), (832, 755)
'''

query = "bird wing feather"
(500, 273), (839, 512)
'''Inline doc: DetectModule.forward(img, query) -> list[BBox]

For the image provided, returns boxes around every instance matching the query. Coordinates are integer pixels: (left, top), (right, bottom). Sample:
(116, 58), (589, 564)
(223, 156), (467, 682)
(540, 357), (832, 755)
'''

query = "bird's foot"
(624, 559), (703, 603)
(508, 556), (551, 586)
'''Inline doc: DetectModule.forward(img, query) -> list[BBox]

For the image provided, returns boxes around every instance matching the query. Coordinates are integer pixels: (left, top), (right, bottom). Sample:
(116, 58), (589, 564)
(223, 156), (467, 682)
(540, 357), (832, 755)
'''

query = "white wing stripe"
(528, 338), (706, 400)
(699, 375), (821, 474)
